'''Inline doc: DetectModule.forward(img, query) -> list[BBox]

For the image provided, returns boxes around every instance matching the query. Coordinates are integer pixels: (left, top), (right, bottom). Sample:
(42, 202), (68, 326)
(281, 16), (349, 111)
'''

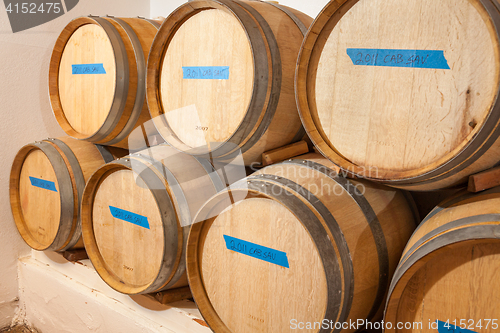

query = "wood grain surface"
(296, 0), (500, 190)
(148, 1), (312, 164)
(58, 23), (116, 136)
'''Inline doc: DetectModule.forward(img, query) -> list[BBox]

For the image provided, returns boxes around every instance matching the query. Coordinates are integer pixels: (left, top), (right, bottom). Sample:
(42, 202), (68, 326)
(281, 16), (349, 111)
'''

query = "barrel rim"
(9, 141), (75, 251)
(402, 187), (500, 255)
(49, 16), (129, 142)
(48, 138), (86, 251)
(81, 158), (182, 294)
(146, 0), (276, 158)
(400, 212), (500, 267)
(187, 177), (350, 332)
(103, 17), (154, 146)
(295, 0), (500, 184)
(280, 158), (391, 323)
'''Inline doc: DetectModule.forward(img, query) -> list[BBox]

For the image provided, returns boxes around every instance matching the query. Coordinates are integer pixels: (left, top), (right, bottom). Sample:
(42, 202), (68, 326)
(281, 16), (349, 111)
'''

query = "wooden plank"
(152, 286), (193, 304)
(62, 249), (88, 262)
(261, 140), (309, 166)
(468, 166), (500, 192)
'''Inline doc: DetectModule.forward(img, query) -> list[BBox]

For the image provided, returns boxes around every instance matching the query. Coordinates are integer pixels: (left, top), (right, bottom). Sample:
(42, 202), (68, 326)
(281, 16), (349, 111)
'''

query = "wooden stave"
(295, 0), (500, 191)
(383, 190), (500, 331)
(222, 1), (310, 163)
(81, 148), (222, 294)
(262, 158), (418, 326)
(277, 158), (409, 324)
(49, 16), (159, 148)
(9, 137), (121, 252)
(147, 0), (311, 164)
(186, 154), (416, 332)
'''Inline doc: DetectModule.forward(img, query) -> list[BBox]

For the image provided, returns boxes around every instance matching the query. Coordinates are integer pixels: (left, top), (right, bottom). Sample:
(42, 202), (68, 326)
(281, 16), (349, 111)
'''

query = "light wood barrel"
(296, 0), (500, 191)
(49, 16), (162, 149)
(384, 189), (500, 332)
(9, 137), (125, 252)
(81, 145), (225, 294)
(187, 153), (418, 332)
(147, 0), (312, 165)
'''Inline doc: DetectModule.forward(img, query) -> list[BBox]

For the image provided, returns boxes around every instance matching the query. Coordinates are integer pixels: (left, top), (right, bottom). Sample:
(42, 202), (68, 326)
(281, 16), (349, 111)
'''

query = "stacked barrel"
(293, 0), (500, 332)
(7, 0), (500, 332)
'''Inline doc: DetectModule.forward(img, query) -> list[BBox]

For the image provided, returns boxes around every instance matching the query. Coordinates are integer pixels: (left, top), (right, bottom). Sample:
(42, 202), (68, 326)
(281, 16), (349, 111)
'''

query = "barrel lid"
(91, 166), (167, 290)
(18, 147), (62, 249)
(58, 23), (117, 136)
(197, 195), (328, 331)
(157, 7), (254, 152)
(298, 0), (500, 180)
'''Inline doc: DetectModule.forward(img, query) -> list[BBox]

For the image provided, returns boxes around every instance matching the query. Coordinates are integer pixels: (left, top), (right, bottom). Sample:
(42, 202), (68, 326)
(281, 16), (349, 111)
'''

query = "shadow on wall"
(39, 46), (65, 137)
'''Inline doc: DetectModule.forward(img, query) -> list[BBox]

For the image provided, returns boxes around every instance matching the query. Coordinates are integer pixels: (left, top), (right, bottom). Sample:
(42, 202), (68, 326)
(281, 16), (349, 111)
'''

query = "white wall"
(150, 0), (328, 22)
(150, 0), (185, 19)
(0, 0), (149, 328)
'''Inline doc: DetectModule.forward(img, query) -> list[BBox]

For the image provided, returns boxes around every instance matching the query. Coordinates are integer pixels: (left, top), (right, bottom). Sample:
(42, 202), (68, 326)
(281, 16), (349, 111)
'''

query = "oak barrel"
(186, 153), (418, 332)
(147, 0), (312, 165)
(81, 144), (225, 294)
(296, 0), (500, 190)
(9, 137), (125, 252)
(49, 16), (162, 149)
(384, 188), (500, 332)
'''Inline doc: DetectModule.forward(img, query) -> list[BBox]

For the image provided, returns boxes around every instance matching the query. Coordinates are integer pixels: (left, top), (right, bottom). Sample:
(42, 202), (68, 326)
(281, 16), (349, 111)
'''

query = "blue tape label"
(109, 206), (150, 229)
(29, 177), (57, 192)
(346, 49), (450, 69)
(223, 235), (289, 268)
(437, 320), (477, 333)
(182, 66), (229, 80)
(72, 63), (106, 74)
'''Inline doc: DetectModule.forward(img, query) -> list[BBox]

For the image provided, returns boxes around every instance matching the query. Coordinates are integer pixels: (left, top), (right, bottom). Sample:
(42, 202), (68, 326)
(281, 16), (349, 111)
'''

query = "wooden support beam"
(468, 166), (500, 192)
(151, 286), (192, 305)
(61, 249), (88, 262)
(261, 140), (309, 166)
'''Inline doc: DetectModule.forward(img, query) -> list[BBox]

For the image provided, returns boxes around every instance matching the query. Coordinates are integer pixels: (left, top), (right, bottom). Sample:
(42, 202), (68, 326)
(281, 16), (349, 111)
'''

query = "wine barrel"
(187, 153), (418, 332)
(296, 0), (500, 191)
(384, 188), (500, 332)
(147, 0), (312, 165)
(49, 16), (162, 149)
(9, 137), (125, 252)
(81, 145), (225, 294)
